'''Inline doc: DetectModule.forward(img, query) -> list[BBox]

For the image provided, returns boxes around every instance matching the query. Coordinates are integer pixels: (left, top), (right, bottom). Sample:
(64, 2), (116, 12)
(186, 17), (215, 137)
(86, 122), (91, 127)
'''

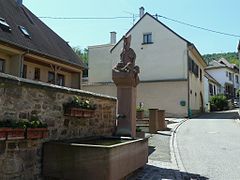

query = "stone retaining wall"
(0, 73), (117, 179)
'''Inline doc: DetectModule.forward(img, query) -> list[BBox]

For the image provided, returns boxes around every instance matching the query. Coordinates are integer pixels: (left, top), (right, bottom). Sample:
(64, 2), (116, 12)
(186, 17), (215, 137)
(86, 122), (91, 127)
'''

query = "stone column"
(112, 71), (139, 137)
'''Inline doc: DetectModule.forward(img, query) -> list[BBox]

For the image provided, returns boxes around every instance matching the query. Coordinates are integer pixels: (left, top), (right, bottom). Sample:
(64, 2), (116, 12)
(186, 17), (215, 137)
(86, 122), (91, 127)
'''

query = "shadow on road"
(148, 146), (156, 156)
(193, 110), (239, 120)
(127, 164), (209, 180)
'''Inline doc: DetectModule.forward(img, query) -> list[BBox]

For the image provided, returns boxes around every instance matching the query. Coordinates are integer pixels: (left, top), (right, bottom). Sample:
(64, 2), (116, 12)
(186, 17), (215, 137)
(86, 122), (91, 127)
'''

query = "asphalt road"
(176, 110), (240, 180)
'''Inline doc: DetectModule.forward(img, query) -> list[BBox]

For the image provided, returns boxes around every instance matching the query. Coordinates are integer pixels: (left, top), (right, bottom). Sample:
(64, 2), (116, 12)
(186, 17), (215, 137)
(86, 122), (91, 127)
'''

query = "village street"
(177, 110), (240, 180)
(129, 109), (240, 180)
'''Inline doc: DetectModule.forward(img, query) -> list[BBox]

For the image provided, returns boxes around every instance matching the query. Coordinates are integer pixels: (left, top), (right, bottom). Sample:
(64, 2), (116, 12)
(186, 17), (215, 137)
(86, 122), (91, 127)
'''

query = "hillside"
(203, 52), (239, 66)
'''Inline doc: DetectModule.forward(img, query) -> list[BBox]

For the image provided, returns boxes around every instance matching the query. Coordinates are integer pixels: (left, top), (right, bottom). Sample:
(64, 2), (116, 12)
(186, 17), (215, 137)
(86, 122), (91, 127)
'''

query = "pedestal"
(112, 70), (139, 137)
(149, 108), (158, 134)
(158, 110), (166, 130)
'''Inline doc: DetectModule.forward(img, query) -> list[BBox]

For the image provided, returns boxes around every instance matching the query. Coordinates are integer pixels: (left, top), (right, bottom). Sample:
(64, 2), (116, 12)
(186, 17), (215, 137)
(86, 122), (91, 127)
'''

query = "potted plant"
(64, 96), (97, 118)
(136, 102), (144, 120)
(0, 120), (25, 140)
(24, 117), (48, 139)
(136, 127), (145, 138)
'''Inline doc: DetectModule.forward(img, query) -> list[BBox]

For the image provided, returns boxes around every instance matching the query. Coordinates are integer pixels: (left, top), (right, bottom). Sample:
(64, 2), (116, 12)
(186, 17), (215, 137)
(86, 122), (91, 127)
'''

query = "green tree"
(72, 47), (88, 65)
(72, 47), (88, 77)
(210, 94), (228, 111)
(203, 52), (238, 66)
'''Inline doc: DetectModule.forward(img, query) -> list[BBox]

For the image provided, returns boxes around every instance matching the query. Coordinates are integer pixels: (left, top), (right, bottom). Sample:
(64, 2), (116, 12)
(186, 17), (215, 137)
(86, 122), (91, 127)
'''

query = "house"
(203, 71), (221, 111)
(83, 8), (207, 117)
(205, 58), (239, 99)
(0, 0), (85, 89)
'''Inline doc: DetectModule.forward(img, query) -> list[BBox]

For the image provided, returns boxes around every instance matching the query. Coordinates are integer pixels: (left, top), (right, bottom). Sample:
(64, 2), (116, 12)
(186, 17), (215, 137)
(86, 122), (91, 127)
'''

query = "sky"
(24, 0), (240, 55)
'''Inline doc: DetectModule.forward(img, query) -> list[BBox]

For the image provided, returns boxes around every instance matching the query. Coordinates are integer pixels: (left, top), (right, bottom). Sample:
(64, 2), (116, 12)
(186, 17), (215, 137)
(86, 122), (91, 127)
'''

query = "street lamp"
(238, 40), (240, 115)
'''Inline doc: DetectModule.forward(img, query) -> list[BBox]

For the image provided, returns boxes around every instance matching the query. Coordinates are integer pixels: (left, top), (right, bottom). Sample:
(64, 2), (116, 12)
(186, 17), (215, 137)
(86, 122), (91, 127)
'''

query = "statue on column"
(113, 35), (140, 77)
(112, 34), (140, 137)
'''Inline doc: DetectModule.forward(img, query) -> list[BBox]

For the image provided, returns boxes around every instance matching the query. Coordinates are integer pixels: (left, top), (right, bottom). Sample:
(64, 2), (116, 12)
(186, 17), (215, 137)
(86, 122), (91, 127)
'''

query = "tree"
(203, 52), (238, 66)
(72, 47), (88, 77)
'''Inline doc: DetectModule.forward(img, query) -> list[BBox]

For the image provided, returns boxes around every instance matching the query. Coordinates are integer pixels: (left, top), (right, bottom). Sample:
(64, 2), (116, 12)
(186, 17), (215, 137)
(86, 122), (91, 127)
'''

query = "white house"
(84, 8), (207, 117)
(205, 58), (239, 99)
(203, 72), (221, 111)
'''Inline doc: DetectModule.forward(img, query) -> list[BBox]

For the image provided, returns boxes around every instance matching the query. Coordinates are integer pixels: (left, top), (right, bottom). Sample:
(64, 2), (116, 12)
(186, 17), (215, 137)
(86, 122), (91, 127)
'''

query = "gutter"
(20, 50), (29, 78)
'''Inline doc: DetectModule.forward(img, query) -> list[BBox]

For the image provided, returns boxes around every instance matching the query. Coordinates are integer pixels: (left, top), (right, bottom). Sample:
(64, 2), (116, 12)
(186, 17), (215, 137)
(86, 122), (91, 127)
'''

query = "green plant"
(64, 96), (97, 110)
(210, 94), (228, 111)
(237, 89), (240, 97)
(136, 127), (142, 132)
(27, 117), (47, 128)
(136, 102), (144, 112)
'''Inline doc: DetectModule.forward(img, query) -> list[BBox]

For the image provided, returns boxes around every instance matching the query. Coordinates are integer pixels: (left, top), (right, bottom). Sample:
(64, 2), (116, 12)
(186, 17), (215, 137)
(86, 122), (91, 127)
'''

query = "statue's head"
(123, 35), (131, 50)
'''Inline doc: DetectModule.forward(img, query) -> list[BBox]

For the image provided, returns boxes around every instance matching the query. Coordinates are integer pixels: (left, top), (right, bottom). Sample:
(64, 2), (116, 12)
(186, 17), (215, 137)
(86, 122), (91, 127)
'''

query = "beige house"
(84, 9), (207, 117)
(0, 0), (84, 89)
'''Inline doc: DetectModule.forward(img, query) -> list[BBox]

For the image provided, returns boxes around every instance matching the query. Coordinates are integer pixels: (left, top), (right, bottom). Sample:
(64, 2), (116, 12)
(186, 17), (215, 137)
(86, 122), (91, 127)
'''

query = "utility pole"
(238, 40), (240, 115)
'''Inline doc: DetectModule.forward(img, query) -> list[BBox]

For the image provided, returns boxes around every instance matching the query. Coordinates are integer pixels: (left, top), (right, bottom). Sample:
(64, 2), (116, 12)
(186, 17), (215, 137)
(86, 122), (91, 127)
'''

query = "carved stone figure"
(114, 35), (139, 75)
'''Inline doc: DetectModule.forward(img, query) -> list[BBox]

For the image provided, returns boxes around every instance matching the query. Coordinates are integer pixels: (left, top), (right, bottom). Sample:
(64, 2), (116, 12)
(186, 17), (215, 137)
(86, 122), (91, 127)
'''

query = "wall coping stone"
(0, 73), (117, 101)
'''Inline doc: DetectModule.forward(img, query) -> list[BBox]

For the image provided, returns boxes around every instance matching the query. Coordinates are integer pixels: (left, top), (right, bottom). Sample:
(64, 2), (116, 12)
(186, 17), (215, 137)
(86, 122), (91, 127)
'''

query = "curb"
(169, 119), (188, 173)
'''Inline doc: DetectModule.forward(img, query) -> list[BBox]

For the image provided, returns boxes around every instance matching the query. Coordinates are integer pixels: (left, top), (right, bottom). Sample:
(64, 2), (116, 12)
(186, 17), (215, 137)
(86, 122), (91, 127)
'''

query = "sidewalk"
(127, 118), (207, 180)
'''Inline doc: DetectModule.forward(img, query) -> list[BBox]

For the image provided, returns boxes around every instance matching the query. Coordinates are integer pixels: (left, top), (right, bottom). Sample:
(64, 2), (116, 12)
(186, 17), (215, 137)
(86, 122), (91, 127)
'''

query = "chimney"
(16, 0), (23, 5)
(139, 7), (145, 18)
(110, 32), (116, 44)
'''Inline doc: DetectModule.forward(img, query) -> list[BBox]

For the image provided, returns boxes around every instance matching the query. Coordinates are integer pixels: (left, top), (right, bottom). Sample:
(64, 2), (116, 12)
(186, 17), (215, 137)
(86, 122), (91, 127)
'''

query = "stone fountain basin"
(43, 136), (148, 180)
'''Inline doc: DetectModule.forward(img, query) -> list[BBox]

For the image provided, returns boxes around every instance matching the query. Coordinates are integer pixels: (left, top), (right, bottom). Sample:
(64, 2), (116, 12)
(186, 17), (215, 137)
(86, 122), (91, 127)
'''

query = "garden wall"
(0, 73), (117, 179)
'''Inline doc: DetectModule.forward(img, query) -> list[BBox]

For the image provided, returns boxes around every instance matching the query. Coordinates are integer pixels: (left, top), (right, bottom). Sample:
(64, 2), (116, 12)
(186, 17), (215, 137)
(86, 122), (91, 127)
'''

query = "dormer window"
(0, 18), (11, 32)
(142, 33), (153, 44)
(18, 25), (30, 38)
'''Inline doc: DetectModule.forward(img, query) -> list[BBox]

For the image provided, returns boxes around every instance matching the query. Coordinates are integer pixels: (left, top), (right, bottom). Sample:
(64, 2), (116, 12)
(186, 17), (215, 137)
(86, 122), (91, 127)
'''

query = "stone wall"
(0, 73), (117, 179)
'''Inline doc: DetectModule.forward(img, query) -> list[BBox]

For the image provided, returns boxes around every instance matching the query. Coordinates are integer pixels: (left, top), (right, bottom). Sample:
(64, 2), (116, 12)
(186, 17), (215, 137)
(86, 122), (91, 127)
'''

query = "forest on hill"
(203, 52), (239, 65)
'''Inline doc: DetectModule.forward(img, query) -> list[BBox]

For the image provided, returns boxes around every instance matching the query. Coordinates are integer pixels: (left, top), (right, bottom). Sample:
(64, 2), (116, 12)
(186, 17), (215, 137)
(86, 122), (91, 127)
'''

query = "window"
(209, 84), (213, 96)
(226, 71), (228, 77)
(22, 64), (27, 78)
(34, 68), (40, 80)
(213, 85), (216, 95)
(200, 69), (202, 81)
(192, 62), (199, 77)
(18, 26), (30, 38)
(48, 72), (55, 84)
(236, 75), (239, 84)
(188, 58), (192, 71)
(0, 59), (5, 72)
(188, 57), (199, 78)
(229, 73), (232, 81)
(143, 33), (152, 44)
(0, 17), (11, 32)
(57, 74), (65, 86)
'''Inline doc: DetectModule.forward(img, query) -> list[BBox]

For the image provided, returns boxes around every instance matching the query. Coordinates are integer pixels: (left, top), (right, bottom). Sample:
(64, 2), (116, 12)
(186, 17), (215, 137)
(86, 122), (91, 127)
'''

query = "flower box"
(27, 128), (48, 139)
(64, 107), (95, 118)
(0, 128), (25, 140)
(0, 128), (10, 140)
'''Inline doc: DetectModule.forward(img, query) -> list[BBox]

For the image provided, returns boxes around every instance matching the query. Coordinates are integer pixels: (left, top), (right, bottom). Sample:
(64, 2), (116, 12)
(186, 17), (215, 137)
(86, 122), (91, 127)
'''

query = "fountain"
(43, 35), (148, 180)
(112, 35), (140, 137)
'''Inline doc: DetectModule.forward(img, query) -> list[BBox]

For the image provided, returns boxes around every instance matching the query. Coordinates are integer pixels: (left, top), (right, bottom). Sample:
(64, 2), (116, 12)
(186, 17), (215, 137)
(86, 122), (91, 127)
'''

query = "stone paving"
(128, 119), (209, 180)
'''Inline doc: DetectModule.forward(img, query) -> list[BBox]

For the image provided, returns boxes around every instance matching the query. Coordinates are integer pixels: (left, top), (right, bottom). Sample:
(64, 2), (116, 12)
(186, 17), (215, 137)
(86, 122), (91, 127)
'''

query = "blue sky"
(24, 0), (240, 54)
